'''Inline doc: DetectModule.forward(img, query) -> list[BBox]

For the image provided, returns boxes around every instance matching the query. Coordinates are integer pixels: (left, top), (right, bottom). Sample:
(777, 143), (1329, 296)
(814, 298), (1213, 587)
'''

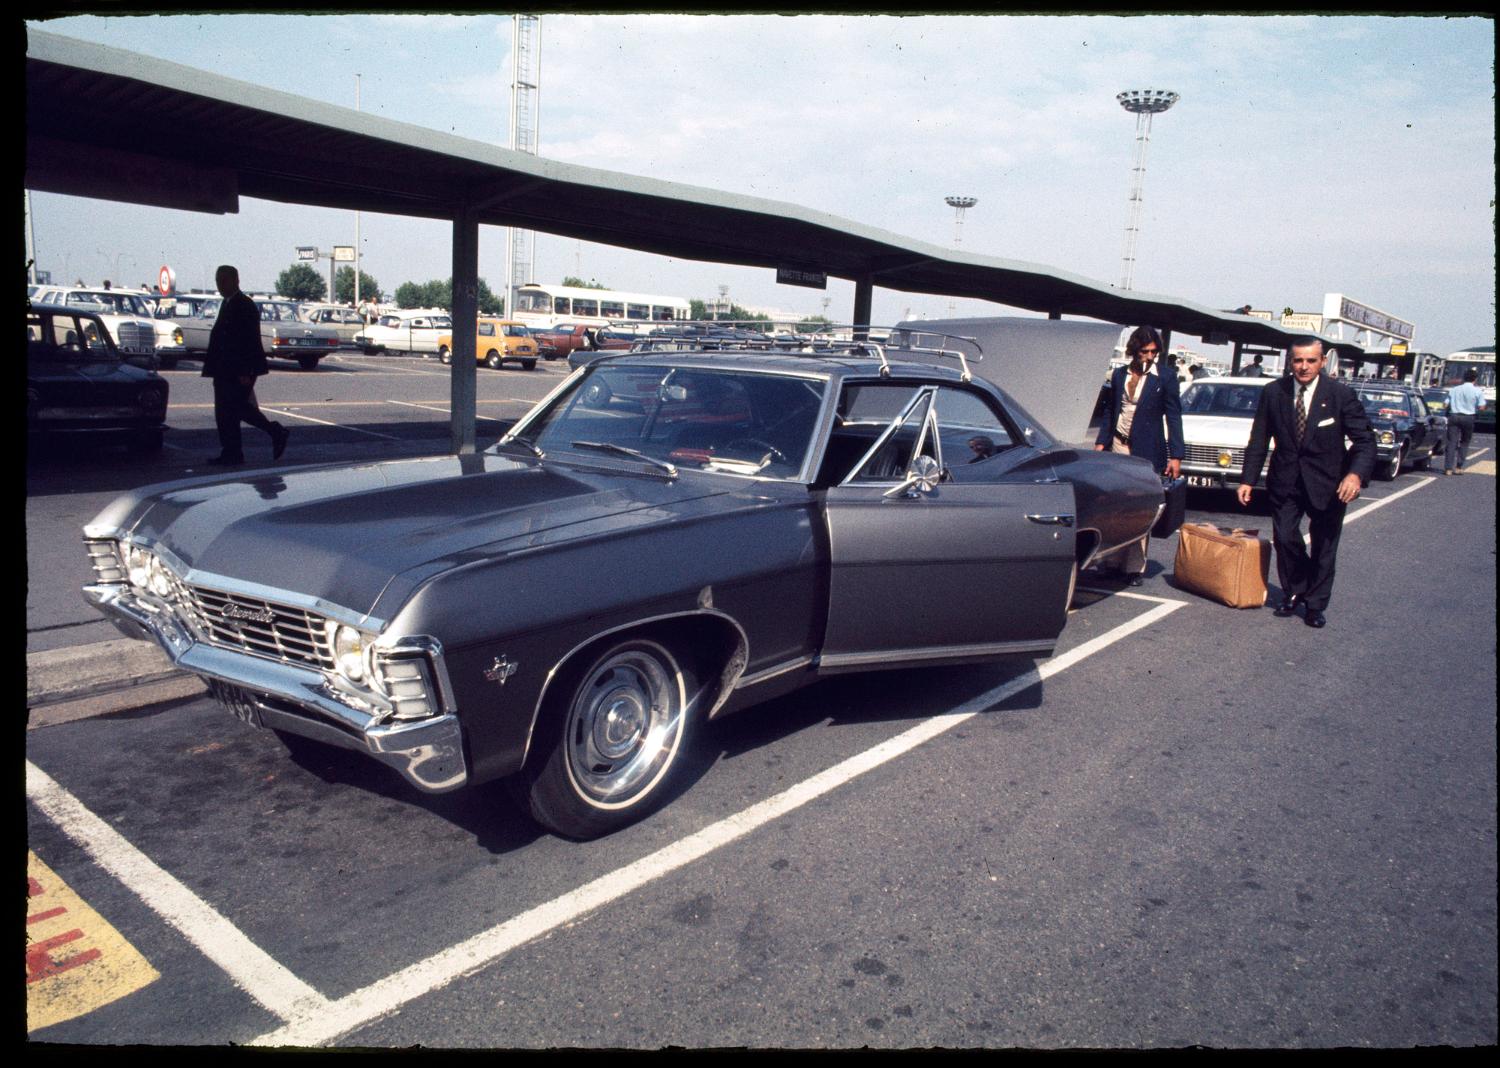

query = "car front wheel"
(1380, 443), (1405, 480)
(517, 638), (696, 839)
(438, 346), (451, 365)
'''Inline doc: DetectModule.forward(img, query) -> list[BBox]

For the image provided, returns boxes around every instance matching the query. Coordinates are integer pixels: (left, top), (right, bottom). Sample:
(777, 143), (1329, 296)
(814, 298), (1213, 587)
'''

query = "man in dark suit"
(1237, 338), (1374, 628)
(202, 264), (288, 465)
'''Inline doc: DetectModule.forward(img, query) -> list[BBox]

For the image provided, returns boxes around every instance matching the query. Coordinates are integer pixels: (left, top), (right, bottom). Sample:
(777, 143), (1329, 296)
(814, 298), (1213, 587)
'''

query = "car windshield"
(65, 291), (151, 316)
(258, 302), (299, 321)
(1355, 390), (1411, 418)
(503, 324), (528, 337)
(511, 365), (828, 480)
(1180, 382), (1266, 415)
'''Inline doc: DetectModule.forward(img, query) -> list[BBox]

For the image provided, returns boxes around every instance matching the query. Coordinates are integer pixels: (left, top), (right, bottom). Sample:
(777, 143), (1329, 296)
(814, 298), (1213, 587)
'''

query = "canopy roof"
(26, 28), (1359, 356)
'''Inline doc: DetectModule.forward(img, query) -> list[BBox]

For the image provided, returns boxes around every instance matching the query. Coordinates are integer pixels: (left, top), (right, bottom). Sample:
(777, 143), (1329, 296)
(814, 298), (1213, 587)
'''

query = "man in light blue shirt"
(1444, 370), (1488, 475)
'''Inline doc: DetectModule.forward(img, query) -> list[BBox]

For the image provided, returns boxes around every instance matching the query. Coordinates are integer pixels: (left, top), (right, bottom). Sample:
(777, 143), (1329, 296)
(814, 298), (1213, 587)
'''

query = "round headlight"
(1378, 430), (1395, 445)
(1217, 451), (1232, 468)
(333, 625), (367, 682)
(126, 546), (151, 588)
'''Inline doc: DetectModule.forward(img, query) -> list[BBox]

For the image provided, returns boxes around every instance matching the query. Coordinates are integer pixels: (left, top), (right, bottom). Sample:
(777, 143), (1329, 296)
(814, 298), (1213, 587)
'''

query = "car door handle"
(1025, 513), (1075, 526)
(1032, 475), (1061, 484)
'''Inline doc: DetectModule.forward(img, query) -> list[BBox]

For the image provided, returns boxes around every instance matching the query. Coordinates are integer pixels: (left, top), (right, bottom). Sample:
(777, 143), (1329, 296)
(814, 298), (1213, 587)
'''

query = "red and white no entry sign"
(157, 265), (175, 295)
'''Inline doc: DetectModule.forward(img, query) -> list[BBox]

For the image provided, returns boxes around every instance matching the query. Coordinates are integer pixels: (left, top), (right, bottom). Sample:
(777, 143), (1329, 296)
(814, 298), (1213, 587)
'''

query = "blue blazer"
(1095, 366), (1185, 474)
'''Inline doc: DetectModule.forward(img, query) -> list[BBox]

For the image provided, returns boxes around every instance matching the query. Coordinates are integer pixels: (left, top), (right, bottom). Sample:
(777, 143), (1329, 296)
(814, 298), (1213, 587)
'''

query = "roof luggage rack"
(625, 321), (985, 381)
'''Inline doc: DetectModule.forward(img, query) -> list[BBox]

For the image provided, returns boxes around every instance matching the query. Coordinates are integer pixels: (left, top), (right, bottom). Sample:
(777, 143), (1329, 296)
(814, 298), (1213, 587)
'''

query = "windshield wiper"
(569, 440), (678, 479)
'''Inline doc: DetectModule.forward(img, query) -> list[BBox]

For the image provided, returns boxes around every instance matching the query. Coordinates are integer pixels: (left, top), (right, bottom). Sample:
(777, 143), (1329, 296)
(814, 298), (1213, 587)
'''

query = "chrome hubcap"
(566, 645), (684, 807)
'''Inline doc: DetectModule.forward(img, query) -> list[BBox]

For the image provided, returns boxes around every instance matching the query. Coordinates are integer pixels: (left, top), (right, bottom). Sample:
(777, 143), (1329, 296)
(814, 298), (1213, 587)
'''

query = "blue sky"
(24, 13), (1496, 356)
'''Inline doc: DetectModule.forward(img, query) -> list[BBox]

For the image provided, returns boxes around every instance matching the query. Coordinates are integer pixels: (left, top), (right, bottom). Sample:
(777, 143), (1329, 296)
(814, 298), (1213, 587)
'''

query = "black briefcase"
(1153, 475), (1187, 538)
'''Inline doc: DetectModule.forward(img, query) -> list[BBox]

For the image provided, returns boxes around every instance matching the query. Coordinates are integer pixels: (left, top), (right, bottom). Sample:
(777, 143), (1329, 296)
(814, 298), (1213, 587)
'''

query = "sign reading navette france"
(776, 266), (827, 290)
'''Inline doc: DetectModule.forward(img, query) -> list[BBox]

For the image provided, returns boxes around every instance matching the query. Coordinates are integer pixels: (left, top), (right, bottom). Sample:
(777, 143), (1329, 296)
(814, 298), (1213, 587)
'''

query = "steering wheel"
(725, 437), (788, 465)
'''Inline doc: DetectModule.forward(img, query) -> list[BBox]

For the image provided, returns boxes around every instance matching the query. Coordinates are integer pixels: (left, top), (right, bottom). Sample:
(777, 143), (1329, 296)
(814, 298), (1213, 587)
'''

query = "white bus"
(511, 283), (691, 331)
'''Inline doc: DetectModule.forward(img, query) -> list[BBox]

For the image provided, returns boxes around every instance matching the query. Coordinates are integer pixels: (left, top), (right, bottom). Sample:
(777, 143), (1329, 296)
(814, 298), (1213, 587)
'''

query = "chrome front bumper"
(83, 583), (468, 793)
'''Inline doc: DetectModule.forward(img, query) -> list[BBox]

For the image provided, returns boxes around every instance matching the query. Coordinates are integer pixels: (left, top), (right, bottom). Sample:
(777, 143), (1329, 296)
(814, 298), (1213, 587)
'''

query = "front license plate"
(1185, 474), (1222, 488)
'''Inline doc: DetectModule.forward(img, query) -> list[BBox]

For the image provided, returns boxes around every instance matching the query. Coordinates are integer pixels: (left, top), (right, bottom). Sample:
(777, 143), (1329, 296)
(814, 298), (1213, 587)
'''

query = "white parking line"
(1345, 475), (1436, 524)
(25, 762), (331, 1024)
(259, 407), (401, 441)
(252, 598), (1184, 1046)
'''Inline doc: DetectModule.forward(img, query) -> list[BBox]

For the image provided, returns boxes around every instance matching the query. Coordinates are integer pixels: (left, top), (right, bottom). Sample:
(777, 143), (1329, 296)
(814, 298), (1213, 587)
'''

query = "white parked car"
(356, 309), (453, 356)
(1178, 376), (1273, 490)
(298, 304), (368, 350)
(254, 299), (341, 371)
(30, 286), (185, 367)
(154, 294), (222, 354)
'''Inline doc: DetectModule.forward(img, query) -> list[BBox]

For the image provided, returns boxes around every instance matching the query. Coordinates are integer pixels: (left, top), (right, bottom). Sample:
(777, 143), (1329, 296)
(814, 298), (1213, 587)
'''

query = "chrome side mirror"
(884, 454), (943, 499)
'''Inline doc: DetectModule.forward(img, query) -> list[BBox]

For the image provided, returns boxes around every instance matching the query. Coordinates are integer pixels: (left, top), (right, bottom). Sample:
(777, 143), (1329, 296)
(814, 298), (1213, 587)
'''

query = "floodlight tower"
(1116, 89), (1178, 291)
(504, 14), (542, 317)
(944, 195), (977, 314)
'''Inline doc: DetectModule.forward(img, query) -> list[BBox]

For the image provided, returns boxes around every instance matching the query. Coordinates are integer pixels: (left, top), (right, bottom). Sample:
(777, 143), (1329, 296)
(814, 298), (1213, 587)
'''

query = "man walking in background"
(1443, 369), (1487, 475)
(203, 264), (289, 466)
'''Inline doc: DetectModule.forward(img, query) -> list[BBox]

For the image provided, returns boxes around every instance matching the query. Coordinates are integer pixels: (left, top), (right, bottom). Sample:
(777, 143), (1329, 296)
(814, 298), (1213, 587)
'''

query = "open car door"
(820, 386), (1076, 671)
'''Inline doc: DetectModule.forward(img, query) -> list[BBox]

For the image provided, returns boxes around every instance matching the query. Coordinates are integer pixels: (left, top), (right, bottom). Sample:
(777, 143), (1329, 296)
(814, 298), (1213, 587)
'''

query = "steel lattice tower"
(505, 14), (542, 316)
(1117, 89), (1178, 291)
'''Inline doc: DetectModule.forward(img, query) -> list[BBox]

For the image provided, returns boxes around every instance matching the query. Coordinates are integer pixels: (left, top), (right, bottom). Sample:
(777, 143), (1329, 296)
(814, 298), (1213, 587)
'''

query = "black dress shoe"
(207, 453), (244, 466)
(1304, 609), (1327, 628)
(1273, 597), (1300, 617)
(1127, 574), (1144, 587)
(271, 422), (290, 460)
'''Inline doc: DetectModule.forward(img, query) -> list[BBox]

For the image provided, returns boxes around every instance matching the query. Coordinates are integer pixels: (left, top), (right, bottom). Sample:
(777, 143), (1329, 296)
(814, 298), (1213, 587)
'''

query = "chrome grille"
(85, 539), (125, 583)
(1185, 443), (1244, 467)
(114, 322), (154, 355)
(178, 583), (334, 670)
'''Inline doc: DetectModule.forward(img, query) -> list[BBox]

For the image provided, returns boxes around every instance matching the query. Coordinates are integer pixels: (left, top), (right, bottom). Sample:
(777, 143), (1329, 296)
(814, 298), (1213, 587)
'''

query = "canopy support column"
(450, 209), (479, 456)
(852, 274), (873, 340)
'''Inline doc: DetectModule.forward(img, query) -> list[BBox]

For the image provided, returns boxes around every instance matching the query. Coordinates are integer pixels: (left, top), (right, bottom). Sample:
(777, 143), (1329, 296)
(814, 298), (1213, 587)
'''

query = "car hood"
(1181, 413), (1254, 447)
(100, 454), (732, 624)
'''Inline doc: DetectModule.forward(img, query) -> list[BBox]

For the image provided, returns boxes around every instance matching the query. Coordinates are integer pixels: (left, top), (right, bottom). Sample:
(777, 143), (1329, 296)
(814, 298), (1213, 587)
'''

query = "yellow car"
(437, 319), (539, 370)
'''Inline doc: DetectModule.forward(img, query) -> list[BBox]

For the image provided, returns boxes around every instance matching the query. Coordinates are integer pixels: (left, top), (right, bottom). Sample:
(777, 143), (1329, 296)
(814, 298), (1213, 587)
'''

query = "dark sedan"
(1353, 383), (1445, 479)
(80, 339), (1161, 839)
(28, 302), (169, 453)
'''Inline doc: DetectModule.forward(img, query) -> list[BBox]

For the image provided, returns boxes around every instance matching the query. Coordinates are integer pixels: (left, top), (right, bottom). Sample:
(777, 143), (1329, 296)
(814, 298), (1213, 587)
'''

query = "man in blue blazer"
(1094, 326), (1184, 584)
(1237, 338), (1375, 628)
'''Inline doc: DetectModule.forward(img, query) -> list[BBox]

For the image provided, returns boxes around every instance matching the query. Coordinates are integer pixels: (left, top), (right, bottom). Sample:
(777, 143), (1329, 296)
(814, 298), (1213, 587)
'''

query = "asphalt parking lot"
(25, 356), (1497, 1047)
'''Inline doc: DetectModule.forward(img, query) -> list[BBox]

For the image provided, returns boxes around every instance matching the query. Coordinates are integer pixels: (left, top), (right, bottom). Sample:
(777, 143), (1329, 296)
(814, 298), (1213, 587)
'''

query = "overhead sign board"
(776, 265), (827, 290)
(1280, 312), (1324, 334)
(332, 245), (355, 262)
(296, 246), (319, 262)
(1322, 293), (1414, 341)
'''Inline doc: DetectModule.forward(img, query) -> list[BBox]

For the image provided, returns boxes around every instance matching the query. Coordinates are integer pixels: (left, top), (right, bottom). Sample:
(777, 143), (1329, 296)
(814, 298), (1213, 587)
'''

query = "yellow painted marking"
(1461, 459), (1495, 477)
(26, 851), (159, 1033)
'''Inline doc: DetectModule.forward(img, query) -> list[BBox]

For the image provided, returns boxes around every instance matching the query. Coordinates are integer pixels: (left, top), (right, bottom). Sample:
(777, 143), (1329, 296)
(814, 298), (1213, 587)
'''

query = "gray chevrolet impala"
(82, 338), (1162, 838)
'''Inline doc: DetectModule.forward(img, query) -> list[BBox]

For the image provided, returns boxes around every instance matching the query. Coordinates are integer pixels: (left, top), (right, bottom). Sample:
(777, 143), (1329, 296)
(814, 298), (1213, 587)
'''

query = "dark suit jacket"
(202, 291), (268, 380)
(1094, 365), (1185, 474)
(1241, 373), (1376, 510)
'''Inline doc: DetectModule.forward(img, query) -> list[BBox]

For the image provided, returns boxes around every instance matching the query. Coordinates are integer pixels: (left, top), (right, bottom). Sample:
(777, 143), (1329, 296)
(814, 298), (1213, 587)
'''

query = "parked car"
(298, 304), (368, 350)
(28, 303), (169, 453)
(436, 318), (540, 370)
(1177, 376), (1271, 490)
(357, 310), (453, 356)
(154, 294), (221, 354)
(1352, 383), (1444, 479)
(254, 299), (341, 370)
(79, 338), (1161, 839)
(30, 286), (182, 367)
(531, 322), (595, 361)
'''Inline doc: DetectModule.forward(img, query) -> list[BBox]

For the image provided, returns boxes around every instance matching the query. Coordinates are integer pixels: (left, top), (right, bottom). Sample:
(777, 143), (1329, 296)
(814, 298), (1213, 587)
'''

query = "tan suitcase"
(1172, 523), (1271, 608)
